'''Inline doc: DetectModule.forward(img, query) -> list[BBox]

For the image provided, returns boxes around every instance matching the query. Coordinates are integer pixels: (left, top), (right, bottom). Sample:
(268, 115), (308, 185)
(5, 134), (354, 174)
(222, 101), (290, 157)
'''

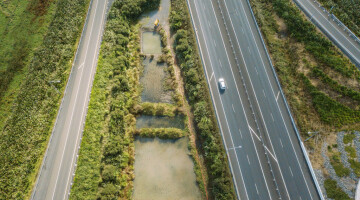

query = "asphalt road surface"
(31, 0), (109, 199)
(295, 0), (360, 67)
(187, 0), (322, 199)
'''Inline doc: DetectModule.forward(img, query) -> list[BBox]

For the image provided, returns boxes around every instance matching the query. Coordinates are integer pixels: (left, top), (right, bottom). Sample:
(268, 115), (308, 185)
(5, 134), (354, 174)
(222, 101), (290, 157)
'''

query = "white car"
(218, 78), (226, 90)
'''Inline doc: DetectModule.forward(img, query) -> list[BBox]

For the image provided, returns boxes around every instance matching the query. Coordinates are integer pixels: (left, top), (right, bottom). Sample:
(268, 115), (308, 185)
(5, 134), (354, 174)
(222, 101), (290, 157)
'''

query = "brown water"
(142, 31), (162, 54)
(136, 115), (185, 129)
(133, 137), (201, 200)
(140, 57), (172, 103)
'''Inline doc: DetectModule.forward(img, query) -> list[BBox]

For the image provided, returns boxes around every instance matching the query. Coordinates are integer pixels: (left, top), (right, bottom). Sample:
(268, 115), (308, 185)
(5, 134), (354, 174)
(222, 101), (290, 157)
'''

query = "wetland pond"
(133, 137), (201, 200)
(140, 57), (172, 103)
(142, 31), (162, 54)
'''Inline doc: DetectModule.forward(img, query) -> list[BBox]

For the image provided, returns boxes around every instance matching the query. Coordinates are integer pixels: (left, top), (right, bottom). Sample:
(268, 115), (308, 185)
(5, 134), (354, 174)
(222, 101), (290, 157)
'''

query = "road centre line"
(239, 129), (243, 139)
(247, 155), (251, 164)
(50, 0), (100, 199)
(276, 91), (280, 101)
(208, 0), (273, 198)
(255, 184), (259, 195)
(222, 1), (291, 198)
(230, 0), (313, 197)
(289, 166), (294, 177)
(62, 1), (107, 199)
(191, 1), (245, 198)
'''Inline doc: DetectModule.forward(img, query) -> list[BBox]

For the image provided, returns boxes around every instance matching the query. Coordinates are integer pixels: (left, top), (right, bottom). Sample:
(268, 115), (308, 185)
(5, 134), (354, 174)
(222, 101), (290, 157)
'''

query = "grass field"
(0, 0), (90, 198)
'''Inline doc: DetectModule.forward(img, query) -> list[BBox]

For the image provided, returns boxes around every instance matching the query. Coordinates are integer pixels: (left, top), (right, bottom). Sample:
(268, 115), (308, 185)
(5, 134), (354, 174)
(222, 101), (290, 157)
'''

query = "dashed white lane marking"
(210, 72), (214, 81)
(289, 166), (294, 177)
(276, 91), (280, 101)
(248, 46), (251, 54)
(270, 113), (274, 122)
(213, 39), (216, 47)
(219, 59), (223, 68)
(239, 129), (243, 139)
(232, 104), (235, 112)
(263, 89), (266, 98)
(229, 146), (242, 150)
(254, 66), (258, 75)
(247, 154), (251, 164)
(255, 183), (259, 195)
(280, 139), (283, 148)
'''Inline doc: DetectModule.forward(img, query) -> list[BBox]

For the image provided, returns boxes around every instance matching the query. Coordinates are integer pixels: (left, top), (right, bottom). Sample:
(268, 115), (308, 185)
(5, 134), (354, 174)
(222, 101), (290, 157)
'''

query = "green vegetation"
(273, 0), (359, 79)
(343, 133), (356, 144)
(301, 74), (360, 127)
(134, 128), (185, 139)
(349, 159), (360, 177)
(324, 179), (351, 200)
(170, 0), (236, 199)
(312, 67), (360, 102)
(137, 102), (183, 116)
(316, 0), (360, 38)
(345, 146), (357, 159)
(0, 0), (90, 198)
(0, 0), (56, 129)
(249, 0), (360, 137)
(70, 0), (161, 199)
(330, 153), (350, 177)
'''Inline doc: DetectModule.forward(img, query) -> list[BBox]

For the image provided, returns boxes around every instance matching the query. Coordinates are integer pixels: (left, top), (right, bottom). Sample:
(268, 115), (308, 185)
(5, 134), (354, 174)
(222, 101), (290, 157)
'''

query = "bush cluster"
(312, 67), (360, 102)
(301, 74), (360, 127)
(0, 0), (90, 198)
(170, 0), (236, 199)
(330, 153), (350, 177)
(134, 128), (185, 139)
(324, 179), (351, 200)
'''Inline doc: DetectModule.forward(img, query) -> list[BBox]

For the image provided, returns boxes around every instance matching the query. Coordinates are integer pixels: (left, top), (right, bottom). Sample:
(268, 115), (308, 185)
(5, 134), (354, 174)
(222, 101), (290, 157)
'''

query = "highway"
(294, 0), (360, 67)
(187, 0), (323, 199)
(31, 0), (109, 199)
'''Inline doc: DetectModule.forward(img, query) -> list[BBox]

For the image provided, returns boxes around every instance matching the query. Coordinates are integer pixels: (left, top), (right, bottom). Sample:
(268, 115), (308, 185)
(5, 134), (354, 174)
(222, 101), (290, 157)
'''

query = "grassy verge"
(0, 0), (90, 198)
(170, 0), (236, 199)
(0, 0), (57, 129)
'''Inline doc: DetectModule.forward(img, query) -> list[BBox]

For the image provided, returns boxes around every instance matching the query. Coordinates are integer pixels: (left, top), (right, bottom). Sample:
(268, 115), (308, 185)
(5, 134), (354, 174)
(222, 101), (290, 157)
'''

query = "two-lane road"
(187, 0), (323, 199)
(295, 0), (360, 67)
(31, 0), (109, 199)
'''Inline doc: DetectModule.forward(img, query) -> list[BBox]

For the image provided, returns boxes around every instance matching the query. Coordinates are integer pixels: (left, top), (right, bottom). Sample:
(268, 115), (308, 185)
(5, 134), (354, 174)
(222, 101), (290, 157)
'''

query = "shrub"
(324, 179), (351, 200)
(343, 133), (356, 144)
